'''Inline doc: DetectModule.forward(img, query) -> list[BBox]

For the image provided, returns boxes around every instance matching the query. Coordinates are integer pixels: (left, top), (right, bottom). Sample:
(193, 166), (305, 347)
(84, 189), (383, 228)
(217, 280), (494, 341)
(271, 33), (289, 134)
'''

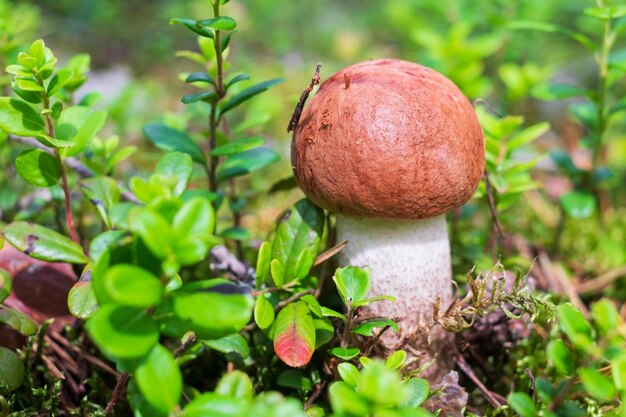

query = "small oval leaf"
(273, 302), (316, 367)
(15, 148), (61, 187)
(254, 295), (275, 330)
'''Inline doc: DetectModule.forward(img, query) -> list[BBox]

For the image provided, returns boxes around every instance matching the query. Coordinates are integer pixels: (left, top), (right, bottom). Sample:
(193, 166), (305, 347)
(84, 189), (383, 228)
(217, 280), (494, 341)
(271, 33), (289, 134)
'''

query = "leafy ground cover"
(0, 0), (625, 416)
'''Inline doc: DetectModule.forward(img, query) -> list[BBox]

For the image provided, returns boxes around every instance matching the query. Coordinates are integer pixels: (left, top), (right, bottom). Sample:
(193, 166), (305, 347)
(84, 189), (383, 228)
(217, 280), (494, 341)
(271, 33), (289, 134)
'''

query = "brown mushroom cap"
(292, 59), (485, 219)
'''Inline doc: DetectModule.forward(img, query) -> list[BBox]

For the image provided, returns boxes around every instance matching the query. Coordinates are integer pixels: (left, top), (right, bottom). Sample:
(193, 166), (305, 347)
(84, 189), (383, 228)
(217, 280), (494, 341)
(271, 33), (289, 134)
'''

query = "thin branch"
(287, 63), (322, 132)
(454, 354), (505, 408)
(174, 334), (198, 358)
(313, 240), (347, 267)
(276, 288), (315, 310)
(104, 372), (129, 416)
(304, 380), (328, 410)
(362, 325), (393, 357)
(483, 172), (505, 241)
(577, 265), (626, 295)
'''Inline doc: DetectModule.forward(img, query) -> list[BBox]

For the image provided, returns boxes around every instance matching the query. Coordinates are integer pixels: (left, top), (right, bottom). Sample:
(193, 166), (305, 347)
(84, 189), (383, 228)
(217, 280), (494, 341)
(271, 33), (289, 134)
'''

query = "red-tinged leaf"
(273, 301), (315, 367)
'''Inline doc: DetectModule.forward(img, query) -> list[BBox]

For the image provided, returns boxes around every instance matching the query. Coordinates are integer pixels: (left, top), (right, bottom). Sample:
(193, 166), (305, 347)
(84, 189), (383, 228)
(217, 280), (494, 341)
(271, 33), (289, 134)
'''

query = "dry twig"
(287, 63), (322, 132)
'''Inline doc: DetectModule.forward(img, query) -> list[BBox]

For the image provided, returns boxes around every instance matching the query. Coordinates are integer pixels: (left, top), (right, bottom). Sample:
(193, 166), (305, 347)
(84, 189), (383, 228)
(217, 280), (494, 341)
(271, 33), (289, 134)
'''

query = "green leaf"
(309, 305), (346, 321)
(204, 334), (250, 358)
(338, 362), (360, 387)
(136, 344), (182, 414)
(47, 68), (74, 96)
(508, 21), (596, 52)
(0, 347), (25, 391)
(182, 91), (217, 104)
(584, 5), (626, 20)
(352, 317), (398, 336)
(612, 355), (626, 391)
(15, 149), (61, 187)
(15, 78), (44, 92)
(63, 53), (91, 91)
(89, 230), (127, 262)
(103, 264), (163, 307)
(254, 295), (275, 329)
(143, 122), (206, 164)
(579, 367), (616, 401)
(591, 299), (621, 336)
(560, 191), (596, 219)
(385, 350), (406, 370)
(0, 269), (10, 303)
(532, 84), (589, 101)
(185, 72), (216, 86)
(0, 98), (45, 136)
(28, 39), (46, 67)
(165, 280), (253, 340)
(313, 317), (334, 349)
(352, 295), (396, 308)
(79, 91), (102, 107)
(182, 393), (246, 417)
(252, 242), (271, 291)
(331, 347), (360, 360)
(329, 381), (370, 416)
(535, 378), (556, 402)
(225, 73), (250, 90)
(220, 226), (251, 241)
(86, 305), (159, 359)
(505, 122), (550, 152)
(57, 107), (107, 157)
(273, 301), (316, 367)
(557, 303), (594, 351)
(155, 152), (194, 197)
(215, 371), (254, 399)
(547, 339), (574, 375)
(3, 221), (88, 264)
(0, 306), (38, 335)
(270, 259), (285, 287)
(129, 209), (173, 259)
(550, 150), (581, 175)
(293, 248), (314, 281)
(508, 392), (537, 417)
(172, 197), (215, 241)
(12, 85), (42, 104)
(333, 266), (371, 305)
(277, 369), (313, 391)
(220, 79), (284, 115)
(80, 176), (120, 227)
(170, 18), (214, 38)
(270, 199), (324, 285)
(197, 16), (237, 31)
(402, 378), (430, 408)
(5, 65), (32, 77)
(68, 279), (98, 319)
(211, 136), (265, 156)
(216, 147), (280, 181)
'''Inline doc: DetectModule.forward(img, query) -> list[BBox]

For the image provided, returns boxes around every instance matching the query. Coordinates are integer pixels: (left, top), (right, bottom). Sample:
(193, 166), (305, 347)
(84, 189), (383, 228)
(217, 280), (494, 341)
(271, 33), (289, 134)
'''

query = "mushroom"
(291, 59), (484, 377)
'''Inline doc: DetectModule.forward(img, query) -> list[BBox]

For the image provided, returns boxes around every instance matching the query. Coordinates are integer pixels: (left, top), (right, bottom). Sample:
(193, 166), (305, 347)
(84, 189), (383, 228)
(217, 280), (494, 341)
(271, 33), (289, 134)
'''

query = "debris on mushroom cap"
(292, 59), (485, 219)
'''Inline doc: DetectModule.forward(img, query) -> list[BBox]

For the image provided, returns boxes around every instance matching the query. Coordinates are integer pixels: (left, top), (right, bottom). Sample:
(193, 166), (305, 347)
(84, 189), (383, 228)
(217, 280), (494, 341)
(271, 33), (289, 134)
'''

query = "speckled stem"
(336, 214), (454, 378)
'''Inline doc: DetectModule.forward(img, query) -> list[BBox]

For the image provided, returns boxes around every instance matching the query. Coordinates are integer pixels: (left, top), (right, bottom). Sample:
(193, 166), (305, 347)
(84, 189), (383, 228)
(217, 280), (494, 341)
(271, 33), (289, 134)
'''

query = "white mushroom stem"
(336, 214), (453, 352)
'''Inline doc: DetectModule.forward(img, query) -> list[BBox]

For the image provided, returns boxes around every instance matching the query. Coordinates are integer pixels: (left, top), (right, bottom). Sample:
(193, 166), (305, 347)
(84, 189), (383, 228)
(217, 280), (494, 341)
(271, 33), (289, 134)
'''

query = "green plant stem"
(42, 94), (81, 244)
(591, 6), (613, 170)
(56, 151), (80, 244)
(207, 0), (227, 194)
(340, 305), (354, 348)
